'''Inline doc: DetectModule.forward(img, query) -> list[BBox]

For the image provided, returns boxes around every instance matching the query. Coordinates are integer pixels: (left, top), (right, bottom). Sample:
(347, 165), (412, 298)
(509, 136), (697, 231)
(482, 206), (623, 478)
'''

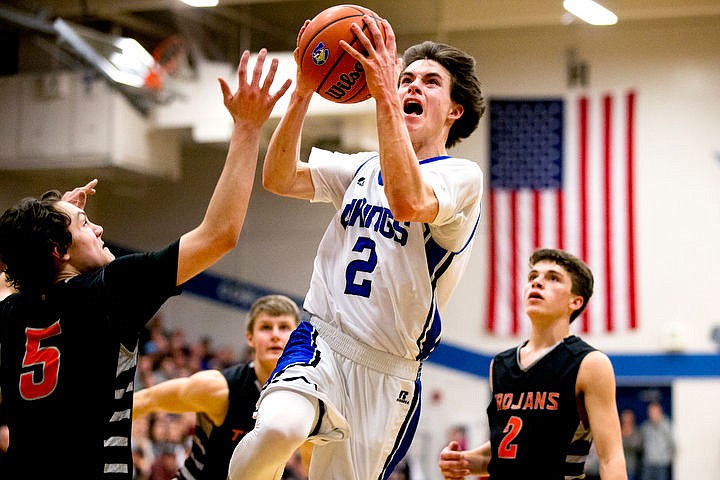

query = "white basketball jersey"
(304, 147), (483, 360)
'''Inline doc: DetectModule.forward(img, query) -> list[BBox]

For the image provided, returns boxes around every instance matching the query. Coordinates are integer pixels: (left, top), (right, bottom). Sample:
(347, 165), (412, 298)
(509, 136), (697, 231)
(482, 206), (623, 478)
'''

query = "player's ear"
(245, 330), (254, 349)
(448, 102), (464, 121)
(569, 294), (583, 312)
(52, 244), (70, 264)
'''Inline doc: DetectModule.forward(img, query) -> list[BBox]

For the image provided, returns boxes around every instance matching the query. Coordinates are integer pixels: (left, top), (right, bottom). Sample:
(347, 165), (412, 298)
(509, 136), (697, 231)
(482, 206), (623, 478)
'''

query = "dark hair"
(529, 248), (594, 323)
(401, 41), (485, 148)
(0, 190), (70, 293)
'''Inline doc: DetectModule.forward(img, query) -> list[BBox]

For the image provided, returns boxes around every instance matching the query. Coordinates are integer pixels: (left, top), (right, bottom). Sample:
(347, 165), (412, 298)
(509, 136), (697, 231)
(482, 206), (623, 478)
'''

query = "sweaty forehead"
(531, 260), (567, 275)
(402, 59), (450, 79)
(55, 202), (90, 231)
(56, 201), (83, 219)
(255, 313), (296, 324)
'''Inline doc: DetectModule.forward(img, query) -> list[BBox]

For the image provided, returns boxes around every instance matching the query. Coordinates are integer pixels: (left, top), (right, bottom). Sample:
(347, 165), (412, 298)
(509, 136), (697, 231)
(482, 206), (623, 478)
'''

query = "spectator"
(149, 442), (180, 480)
(640, 402), (674, 480)
(621, 409), (643, 480)
(131, 415), (154, 480)
(132, 445), (152, 480)
(447, 425), (469, 451)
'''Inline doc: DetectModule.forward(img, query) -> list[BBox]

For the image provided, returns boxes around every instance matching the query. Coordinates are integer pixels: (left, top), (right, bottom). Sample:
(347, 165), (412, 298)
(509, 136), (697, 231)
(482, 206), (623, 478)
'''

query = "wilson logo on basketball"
(324, 61), (365, 101)
(311, 42), (329, 66)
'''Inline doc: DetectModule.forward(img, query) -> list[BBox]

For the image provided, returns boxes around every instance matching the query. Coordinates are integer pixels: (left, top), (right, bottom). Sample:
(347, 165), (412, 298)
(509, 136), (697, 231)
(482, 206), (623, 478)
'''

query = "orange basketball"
(297, 4), (386, 104)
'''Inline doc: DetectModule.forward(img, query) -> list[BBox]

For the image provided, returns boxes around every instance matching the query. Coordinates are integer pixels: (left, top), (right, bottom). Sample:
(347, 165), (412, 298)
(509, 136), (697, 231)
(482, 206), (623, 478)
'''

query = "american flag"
(485, 92), (637, 337)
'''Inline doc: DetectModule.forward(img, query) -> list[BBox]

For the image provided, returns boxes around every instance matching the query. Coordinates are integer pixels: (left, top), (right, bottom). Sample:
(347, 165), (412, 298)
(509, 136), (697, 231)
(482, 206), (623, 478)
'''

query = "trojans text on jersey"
(494, 391), (560, 411)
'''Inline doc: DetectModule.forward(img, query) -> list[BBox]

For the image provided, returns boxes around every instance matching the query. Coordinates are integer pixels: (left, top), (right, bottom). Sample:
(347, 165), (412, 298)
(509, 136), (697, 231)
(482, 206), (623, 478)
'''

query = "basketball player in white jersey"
(229, 16), (485, 480)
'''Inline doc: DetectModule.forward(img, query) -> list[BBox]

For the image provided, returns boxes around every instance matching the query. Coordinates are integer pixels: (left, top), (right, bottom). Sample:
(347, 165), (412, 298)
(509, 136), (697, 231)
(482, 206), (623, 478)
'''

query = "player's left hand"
(62, 179), (98, 209)
(339, 16), (400, 102)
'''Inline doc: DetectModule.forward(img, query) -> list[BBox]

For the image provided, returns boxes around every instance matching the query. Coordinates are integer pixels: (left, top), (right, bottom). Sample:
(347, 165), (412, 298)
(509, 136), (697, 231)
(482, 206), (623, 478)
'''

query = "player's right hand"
(293, 20), (316, 97)
(438, 441), (471, 480)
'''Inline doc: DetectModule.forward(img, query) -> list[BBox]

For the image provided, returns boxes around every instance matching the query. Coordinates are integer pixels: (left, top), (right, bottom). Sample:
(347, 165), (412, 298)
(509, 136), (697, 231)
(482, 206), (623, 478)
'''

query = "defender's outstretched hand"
(62, 178), (98, 209)
(219, 49), (292, 127)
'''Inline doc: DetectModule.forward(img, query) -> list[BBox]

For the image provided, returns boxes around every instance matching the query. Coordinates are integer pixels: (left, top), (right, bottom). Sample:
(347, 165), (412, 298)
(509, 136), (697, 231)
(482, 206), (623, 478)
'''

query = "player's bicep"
(184, 370), (230, 423)
(578, 352), (623, 459)
(177, 231), (228, 286)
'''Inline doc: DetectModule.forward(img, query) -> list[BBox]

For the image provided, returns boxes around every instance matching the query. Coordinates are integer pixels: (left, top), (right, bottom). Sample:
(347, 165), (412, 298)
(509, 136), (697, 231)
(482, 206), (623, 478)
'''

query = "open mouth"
(403, 100), (423, 116)
(528, 292), (543, 300)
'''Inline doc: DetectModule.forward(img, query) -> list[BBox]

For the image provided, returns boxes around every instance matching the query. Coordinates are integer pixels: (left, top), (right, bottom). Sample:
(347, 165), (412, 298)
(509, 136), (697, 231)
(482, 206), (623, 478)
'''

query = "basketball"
(297, 4), (386, 104)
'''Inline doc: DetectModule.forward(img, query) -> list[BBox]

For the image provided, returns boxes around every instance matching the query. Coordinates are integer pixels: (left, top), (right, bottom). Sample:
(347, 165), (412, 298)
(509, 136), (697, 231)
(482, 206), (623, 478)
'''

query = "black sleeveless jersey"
(487, 335), (595, 480)
(177, 362), (260, 480)
(0, 241), (181, 479)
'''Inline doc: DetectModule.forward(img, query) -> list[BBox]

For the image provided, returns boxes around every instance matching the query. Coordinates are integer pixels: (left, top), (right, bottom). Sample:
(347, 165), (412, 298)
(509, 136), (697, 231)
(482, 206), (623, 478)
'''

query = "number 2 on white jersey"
(344, 236), (377, 297)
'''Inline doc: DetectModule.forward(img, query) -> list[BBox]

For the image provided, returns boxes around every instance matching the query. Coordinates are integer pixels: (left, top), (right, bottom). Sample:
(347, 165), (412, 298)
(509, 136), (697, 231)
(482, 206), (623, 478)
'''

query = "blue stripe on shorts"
(266, 321), (320, 387)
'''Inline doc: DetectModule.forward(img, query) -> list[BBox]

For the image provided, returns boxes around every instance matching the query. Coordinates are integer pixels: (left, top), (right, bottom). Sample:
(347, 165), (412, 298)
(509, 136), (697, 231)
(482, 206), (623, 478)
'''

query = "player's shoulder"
(563, 335), (596, 355)
(421, 155), (478, 167)
(577, 348), (614, 384)
(493, 344), (520, 363)
(311, 147), (378, 165)
(421, 156), (482, 180)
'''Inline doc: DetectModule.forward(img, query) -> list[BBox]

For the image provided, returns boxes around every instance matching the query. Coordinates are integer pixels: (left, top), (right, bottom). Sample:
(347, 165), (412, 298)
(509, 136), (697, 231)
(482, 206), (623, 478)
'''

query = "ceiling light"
(178, 0), (218, 7)
(563, 0), (618, 25)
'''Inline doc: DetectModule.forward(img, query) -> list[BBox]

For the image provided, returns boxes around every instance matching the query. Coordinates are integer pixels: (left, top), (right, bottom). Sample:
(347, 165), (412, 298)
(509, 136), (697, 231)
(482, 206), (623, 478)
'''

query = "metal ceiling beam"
(0, 4), (56, 34)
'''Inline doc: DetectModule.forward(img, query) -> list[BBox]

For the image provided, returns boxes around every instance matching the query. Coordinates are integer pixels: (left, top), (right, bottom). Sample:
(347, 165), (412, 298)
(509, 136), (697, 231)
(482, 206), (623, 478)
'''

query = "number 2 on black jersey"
(20, 320), (62, 400)
(344, 236), (377, 297)
(498, 416), (523, 459)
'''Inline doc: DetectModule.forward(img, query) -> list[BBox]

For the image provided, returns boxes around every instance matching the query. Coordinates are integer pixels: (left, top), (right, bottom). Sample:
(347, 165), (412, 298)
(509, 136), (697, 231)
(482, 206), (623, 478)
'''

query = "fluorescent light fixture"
(563, 0), (618, 25)
(179, 0), (219, 6)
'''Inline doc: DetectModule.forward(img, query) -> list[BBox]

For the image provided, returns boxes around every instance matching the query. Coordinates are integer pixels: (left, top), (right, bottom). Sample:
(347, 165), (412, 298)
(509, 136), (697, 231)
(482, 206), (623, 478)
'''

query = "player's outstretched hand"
(218, 49), (292, 129)
(438, 441), (472, 480)
(62, 179), (98, 209)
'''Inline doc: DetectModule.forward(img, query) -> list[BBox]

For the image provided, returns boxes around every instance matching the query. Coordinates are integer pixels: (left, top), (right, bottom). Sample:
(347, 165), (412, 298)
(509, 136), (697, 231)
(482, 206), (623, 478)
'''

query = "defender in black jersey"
(133, 295), (310, 480)
(0, 50), (290, 480)
(439, 249), (627, 480)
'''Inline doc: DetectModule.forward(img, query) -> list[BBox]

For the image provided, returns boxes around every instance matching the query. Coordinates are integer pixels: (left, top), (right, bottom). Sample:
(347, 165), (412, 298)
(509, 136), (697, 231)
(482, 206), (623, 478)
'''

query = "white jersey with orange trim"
(304, 147), (483, 360)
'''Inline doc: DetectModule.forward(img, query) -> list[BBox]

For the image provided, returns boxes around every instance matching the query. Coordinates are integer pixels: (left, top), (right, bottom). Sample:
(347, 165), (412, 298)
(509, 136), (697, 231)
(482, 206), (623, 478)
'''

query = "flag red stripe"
(510, 191), (519, 335)
(603, 95), (614, 332)
(532, 190), (541, 248)
(578, 97), (590, 333)
(557, 190), (564, 250)
(486, 190), (497, 332)
(626, 91), (638, 329)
